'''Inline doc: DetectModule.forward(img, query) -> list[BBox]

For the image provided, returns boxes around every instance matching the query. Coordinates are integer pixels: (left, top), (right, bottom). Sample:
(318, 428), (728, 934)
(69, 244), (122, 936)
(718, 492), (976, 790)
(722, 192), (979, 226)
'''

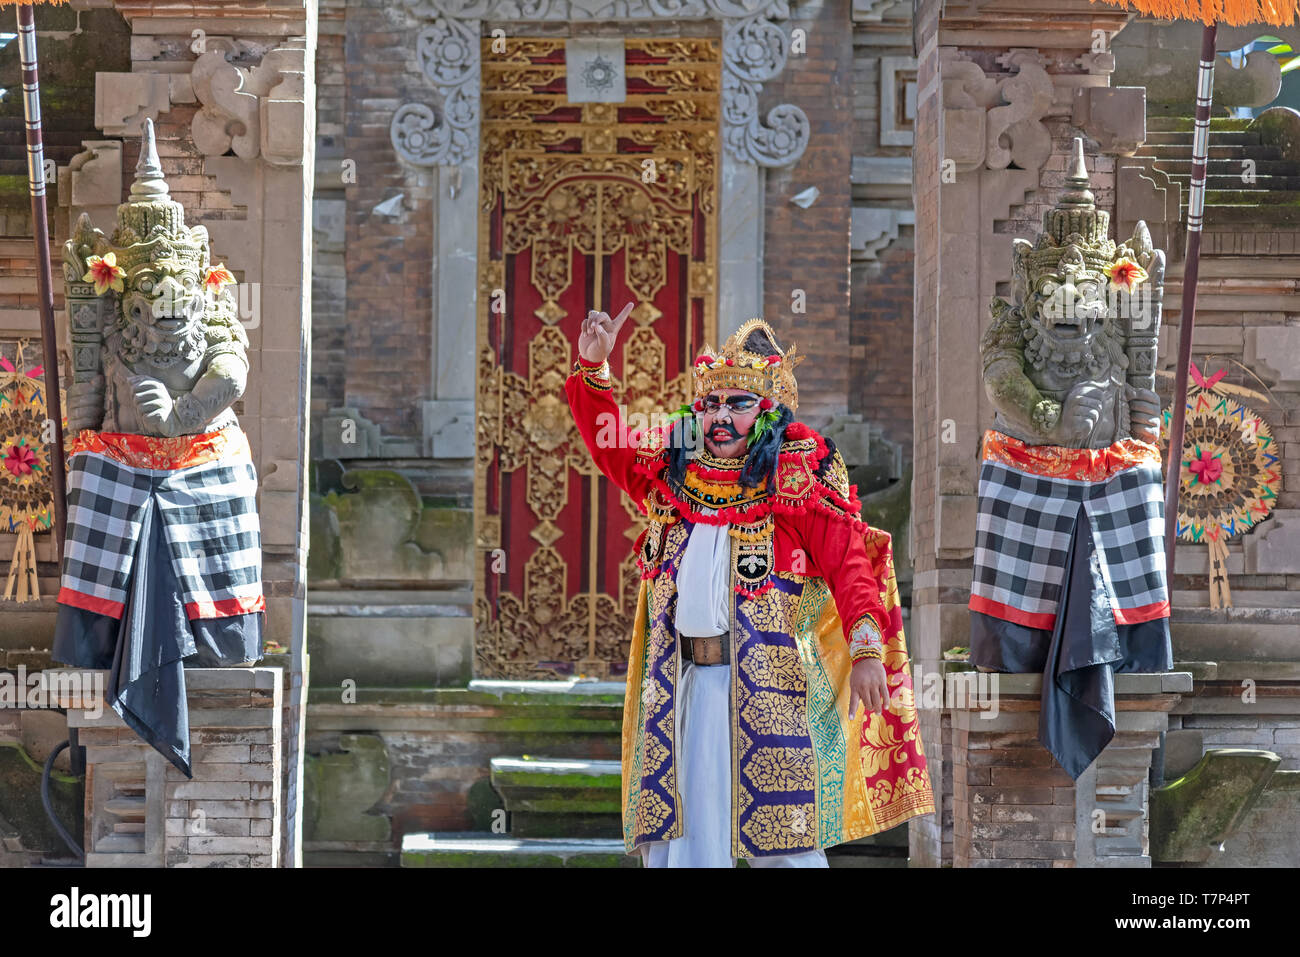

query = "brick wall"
(851, 240), (915, 463)
(318, 0), (435, 445)
(758, 0), (855, 431)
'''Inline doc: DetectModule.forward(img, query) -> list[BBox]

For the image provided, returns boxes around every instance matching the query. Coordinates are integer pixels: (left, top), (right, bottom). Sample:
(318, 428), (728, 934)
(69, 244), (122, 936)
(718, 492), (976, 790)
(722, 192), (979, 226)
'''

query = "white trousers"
(639, 660), (829, 869)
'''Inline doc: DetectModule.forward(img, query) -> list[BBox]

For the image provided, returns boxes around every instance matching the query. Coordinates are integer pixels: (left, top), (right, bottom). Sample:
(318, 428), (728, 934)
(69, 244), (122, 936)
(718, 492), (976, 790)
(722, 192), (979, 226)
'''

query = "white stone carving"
(94, 72), (171, 137)
(941, 51), (1054, 173)
(191, 45), (307, 166)
(851, 206), (915, 261)
(566, 38), (627, 103)
(391, 0), (809, 169)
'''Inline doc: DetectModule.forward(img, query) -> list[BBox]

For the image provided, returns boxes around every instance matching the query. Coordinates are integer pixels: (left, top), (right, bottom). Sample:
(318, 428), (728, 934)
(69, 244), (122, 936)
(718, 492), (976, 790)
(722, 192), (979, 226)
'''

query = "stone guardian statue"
(968, 137), (1172, 779)
(52, 118), (264, 778)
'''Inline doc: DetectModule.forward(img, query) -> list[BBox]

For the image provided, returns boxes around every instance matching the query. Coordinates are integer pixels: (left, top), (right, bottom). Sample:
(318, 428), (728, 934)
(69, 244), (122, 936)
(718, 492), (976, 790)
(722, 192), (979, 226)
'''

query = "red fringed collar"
(631, 422), (868, 531)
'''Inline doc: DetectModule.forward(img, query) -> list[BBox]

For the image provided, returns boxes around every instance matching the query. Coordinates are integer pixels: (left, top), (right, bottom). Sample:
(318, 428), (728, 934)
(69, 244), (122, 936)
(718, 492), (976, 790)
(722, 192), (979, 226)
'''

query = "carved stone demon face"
(1026, 248), (1108, 350)
(123, 255), (205, 334)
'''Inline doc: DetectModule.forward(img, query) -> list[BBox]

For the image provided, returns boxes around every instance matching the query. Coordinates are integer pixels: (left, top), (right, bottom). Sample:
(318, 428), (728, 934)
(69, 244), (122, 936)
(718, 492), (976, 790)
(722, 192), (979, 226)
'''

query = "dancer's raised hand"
(579, 301), (635, 363)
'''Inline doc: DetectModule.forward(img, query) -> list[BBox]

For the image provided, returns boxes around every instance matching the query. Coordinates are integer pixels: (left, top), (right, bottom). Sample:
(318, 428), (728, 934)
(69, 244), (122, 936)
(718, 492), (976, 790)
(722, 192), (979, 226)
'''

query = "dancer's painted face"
(699, 388), (762, 458)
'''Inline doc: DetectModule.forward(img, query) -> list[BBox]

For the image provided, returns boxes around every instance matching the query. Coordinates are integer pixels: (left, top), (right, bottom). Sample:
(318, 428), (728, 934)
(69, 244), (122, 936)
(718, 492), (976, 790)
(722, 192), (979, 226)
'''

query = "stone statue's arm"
(981, 296), (1060, 438)
(172, 351), (247, 434)
(66, 362), (106, 434)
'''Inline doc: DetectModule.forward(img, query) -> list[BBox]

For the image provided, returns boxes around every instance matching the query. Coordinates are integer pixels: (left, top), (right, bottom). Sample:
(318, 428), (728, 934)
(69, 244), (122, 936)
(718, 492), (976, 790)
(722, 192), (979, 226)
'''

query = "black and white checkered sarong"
(58, 443), (263, 620)
(970, 458), (1168, 628)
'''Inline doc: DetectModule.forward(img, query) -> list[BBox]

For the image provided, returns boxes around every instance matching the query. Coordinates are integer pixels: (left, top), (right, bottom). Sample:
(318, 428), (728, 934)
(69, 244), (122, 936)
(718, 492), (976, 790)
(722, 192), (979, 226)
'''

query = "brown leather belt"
(680, 632), (731, 666)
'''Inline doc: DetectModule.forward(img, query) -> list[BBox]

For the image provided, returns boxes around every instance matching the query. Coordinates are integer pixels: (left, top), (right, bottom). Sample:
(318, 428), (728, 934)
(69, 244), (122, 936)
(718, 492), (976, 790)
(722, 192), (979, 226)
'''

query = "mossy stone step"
(1147, 117), (1257, 133)
(490, 757), (622, 838)
(1143, 131), (1263, 147)
(1149, 159), (1299, 176)
(1141, 144), (1284, 160)
(401, 832), (639, 868)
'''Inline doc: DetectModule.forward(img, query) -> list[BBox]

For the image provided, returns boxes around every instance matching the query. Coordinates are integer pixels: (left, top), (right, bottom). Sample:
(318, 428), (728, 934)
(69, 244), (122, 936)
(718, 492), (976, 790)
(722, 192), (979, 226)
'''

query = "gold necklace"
(677, 458), (768, 510)
(695, 448), (747, 471)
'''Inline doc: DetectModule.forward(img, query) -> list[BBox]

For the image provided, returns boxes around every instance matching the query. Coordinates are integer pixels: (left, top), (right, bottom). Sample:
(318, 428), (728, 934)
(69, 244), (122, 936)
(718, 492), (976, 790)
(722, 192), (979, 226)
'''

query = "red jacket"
(565, 360), (889, 649)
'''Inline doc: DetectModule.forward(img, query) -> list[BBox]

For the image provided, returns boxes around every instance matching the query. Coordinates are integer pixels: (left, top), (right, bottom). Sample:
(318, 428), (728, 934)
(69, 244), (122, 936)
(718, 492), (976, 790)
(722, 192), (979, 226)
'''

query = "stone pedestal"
(947, 671), (1190, 868)
(51, 667), (282, 868)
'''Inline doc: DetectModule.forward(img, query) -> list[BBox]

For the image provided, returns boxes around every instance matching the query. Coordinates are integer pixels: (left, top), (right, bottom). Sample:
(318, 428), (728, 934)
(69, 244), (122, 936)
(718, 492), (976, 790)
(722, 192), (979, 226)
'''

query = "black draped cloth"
(971, 500), (1172, 778)
(52, 493), (262, 778)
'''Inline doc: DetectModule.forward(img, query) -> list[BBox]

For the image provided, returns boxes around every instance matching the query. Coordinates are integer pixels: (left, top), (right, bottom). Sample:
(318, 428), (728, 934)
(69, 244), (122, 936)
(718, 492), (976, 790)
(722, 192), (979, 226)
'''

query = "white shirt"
(673, 506), (731, 638)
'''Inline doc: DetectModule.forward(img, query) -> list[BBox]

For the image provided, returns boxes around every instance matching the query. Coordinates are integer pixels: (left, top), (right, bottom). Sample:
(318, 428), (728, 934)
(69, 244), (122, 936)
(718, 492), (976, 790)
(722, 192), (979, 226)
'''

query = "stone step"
(1143, 131), (1263, 147)
(307, 588), (474, 687)
(1144, 158), (1300, 177)
(1140, 144), (1285, 161)
(491, 756), (621, 839)
(401, 832), (640, 868)
(1194, 174), (1300, 190)
(1147, 117), (1257, 133)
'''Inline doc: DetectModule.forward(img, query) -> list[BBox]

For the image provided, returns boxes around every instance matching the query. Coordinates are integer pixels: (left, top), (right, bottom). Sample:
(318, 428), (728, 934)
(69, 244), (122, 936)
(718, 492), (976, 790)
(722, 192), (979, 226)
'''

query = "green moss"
(1150, 748), (1278, 863)
(0, 741), (83, 858)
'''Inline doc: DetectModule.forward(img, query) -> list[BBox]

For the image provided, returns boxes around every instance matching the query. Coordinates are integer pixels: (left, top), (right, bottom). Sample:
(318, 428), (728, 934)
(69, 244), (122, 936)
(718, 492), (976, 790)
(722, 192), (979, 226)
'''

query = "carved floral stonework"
(391, 0), (809, 170)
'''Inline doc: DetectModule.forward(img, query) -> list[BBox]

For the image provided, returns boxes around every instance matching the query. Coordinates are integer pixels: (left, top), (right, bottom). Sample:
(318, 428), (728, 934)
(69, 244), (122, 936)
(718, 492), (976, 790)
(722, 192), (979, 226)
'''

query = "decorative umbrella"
(1157, 360), (1281, 608)
(1089, 0), (1299, 577)
(1, 0), (70, 563)
(0, 340), (65, 600)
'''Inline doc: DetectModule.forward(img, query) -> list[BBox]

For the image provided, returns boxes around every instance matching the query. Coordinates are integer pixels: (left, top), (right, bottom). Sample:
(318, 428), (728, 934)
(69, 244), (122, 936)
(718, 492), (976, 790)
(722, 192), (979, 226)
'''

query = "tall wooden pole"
(15, 2), (68, 561)
(1164, 22), (1218, 580)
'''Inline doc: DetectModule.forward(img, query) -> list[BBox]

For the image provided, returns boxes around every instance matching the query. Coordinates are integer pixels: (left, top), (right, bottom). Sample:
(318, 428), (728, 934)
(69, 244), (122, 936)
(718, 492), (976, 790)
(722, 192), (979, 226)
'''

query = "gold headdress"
(693, 318), (804, 412)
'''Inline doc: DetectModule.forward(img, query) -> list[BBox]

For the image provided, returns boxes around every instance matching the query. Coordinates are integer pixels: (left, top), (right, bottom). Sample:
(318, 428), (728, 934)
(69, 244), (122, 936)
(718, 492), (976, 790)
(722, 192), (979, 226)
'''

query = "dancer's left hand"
(849, 658), (888, 718)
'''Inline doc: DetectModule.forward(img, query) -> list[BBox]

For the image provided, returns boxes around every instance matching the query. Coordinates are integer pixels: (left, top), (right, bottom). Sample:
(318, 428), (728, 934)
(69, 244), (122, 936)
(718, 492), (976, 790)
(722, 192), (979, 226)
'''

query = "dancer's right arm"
(564, 302), (655, 505)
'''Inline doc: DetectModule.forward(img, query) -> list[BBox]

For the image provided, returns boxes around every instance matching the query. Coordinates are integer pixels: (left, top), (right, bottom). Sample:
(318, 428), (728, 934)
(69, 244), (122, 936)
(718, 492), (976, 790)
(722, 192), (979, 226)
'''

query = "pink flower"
(4, 443), (36, 477)
(1189, 449), (1223, 485)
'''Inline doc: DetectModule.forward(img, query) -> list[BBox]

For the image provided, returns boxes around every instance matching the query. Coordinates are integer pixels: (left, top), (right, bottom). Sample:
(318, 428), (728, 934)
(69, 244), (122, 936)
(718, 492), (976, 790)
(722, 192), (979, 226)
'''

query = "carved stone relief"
(191, 44), (308, 165)
(391, 0), (809, 170)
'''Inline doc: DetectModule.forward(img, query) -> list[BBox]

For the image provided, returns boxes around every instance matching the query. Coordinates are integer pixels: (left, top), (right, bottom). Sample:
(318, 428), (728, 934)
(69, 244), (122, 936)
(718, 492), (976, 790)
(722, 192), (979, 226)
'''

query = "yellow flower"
(1104, 257), (1148, 293)
(83, 252), (126, 296)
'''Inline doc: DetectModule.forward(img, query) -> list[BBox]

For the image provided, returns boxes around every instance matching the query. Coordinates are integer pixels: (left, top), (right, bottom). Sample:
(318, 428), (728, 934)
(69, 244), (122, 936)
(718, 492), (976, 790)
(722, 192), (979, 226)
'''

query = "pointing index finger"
(613, 301), (635, 330)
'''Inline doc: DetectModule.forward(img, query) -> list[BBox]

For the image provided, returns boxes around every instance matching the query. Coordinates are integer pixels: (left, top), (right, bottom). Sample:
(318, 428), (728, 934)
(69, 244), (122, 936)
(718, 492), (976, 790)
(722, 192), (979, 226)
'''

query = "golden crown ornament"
(691, 318), (804, 413)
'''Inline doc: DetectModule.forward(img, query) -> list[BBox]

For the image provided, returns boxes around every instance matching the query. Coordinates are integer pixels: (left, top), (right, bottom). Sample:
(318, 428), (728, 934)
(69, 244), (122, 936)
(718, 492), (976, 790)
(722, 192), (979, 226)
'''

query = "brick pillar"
(947, 671), (1189, 867)
(54, 667), (282, 868)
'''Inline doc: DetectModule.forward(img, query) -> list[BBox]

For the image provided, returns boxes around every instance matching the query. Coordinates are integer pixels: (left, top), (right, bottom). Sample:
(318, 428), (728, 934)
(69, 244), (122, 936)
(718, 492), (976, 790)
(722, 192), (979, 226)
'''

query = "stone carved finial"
(61, 120), (250, 438)
(1061, 136), (1094, 207)
(130, 118), (169, 204)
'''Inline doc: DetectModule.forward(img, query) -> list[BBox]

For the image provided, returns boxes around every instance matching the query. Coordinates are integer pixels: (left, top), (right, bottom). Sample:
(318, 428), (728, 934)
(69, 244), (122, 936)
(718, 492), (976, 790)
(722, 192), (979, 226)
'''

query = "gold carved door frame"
(473, 38), (720, 679)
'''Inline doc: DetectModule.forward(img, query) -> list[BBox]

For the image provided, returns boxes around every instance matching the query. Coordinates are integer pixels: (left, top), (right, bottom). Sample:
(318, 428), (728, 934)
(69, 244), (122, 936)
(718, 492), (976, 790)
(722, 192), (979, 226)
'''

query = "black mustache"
(707, 422), (741, 440)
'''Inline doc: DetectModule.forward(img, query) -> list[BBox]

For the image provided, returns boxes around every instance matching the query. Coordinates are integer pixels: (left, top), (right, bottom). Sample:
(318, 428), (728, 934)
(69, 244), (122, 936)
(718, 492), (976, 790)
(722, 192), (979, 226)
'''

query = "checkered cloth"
(58, 445), (263, 620)
(971, 458), (1168, 628)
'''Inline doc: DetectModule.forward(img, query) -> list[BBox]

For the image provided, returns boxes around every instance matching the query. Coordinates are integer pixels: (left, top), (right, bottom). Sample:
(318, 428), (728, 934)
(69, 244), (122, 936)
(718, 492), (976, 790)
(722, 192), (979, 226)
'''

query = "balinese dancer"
(566, 304), (932, 867)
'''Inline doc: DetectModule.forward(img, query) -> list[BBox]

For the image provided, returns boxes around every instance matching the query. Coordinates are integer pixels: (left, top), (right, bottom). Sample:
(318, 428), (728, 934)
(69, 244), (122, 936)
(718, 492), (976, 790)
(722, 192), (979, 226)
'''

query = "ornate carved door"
(474, 38), (720, 679)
